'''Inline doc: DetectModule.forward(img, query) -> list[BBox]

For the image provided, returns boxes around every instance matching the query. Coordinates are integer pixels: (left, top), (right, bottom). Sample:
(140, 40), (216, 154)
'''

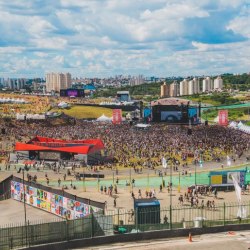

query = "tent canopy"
(134, 123), (151, 128)
(96, 114), (112, 122)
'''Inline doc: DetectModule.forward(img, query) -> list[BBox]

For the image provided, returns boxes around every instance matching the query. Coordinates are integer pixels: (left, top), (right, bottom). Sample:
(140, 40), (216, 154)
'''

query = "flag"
(162, 157), (167, 169)
(227, 155), (231, 167)
(231, 174), (241, 203)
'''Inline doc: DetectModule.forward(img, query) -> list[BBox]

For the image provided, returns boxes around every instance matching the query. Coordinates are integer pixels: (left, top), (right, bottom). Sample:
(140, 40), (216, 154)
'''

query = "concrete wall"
(23, 223), (250, 250)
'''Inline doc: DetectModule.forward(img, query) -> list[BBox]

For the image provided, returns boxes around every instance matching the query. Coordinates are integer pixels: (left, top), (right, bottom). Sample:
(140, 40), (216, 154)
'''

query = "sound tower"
(60, 90), (67, 97)
(182, 105), (188, 123)
(1, 128), (6, 135)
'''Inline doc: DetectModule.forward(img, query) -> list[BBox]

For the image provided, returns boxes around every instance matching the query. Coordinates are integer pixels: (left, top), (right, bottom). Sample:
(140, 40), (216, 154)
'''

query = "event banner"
(11, 181), (102, 220)
(218, 110), (228, 126)
(112, 109), (122, 124)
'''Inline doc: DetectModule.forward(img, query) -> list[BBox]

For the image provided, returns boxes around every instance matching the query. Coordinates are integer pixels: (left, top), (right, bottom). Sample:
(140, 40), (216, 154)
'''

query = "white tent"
(237, 121), (243, 128)
(58, 101), (69, 108)
(96, 114), (112, 122)
(214, 116), (219, 123)
(134, 123), (151, 128)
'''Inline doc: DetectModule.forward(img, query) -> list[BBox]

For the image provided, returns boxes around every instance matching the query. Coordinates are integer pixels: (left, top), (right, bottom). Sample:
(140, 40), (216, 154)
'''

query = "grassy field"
(202, 107), (250, 122)
(52, 105), (113, 119)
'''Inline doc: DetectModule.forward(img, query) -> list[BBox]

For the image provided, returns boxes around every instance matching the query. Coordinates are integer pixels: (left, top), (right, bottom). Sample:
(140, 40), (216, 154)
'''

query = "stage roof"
(151, 98), (190, 106)
(15, 136), (104, 155)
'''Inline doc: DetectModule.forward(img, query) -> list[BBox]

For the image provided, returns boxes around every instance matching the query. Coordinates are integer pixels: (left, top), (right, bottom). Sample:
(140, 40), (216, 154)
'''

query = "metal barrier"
(0, 200), (249, 249)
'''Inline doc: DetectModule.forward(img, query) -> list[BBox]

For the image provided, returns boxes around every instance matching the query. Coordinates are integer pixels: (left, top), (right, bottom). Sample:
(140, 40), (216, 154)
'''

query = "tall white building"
(202, 77), (211, 92)
(46, 72), (71, 92)
(193, 77), (200, 94)
(214, 76), (223, 89)
(179, 79), (189, 96)
(170, 80), (179, 97)
(7, 78), (15, 89)
(129, 75), (145, 86)
(16, 79), (25, 90)
(188, 79), (194, 95)
(135, 75), (144, 85)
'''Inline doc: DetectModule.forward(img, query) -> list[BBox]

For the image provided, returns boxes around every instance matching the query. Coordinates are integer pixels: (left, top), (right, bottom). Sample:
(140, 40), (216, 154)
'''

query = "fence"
(0, 201), (250, 249)
(0, 213), (113, 250)
(106, 200), (250, 231)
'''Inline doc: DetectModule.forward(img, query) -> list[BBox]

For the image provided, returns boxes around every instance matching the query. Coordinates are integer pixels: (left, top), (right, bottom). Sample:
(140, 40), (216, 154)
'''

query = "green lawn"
(52, 105), (113, 119)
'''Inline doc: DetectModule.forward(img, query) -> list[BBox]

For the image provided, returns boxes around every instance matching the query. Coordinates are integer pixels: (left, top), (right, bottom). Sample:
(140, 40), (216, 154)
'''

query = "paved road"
(81, 230), (250, 250)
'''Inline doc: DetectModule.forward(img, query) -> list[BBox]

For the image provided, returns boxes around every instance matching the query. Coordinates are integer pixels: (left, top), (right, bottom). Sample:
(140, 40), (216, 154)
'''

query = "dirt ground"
(0, 160), (250, 226)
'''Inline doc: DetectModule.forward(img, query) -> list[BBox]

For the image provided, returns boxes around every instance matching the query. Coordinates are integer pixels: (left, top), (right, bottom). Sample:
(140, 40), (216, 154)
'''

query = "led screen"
(67, 90), (78, 97)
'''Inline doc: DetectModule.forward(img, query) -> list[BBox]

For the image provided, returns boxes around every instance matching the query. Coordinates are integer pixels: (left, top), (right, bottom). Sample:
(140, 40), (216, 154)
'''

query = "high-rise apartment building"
(193, 77), (200, 94)
(188, 79), (194, 95)
(16, 79), (26, 90)
(160, 82), (170, 97)
(46, 72), (71, 92)
(214, 76), (223, 89)
(170, 80), (179, 97)
(135, 75), (144, 85)
(179, 79), (189, 96)
(202, 77), (211, 92)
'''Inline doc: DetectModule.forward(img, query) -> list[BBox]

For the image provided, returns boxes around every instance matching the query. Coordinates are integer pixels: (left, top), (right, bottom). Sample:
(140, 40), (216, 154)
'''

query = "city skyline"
(0, 0), (249, 78)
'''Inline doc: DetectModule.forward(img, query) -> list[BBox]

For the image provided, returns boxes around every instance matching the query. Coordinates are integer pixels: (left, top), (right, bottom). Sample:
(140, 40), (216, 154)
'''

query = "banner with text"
(218, 110), (228, 126)
(112, 109), (122, 124)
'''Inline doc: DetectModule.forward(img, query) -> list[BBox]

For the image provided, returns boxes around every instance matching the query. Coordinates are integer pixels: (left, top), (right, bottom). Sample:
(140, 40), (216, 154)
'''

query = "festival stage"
(15, 136), (104, 164)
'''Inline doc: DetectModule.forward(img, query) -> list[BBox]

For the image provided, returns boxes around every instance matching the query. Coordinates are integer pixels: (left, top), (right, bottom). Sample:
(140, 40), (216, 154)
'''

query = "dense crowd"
(1, 118), (249, 169)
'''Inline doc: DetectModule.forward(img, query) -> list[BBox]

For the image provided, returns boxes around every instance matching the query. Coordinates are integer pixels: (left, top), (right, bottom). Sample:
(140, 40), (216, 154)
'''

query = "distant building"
(129, 75), (144, 86)
(6, 78), (12, 89)
(188, 79), (194, 95)
(193, 77), (200, 94)
(214, 76), (223, 89)
(170, 80), (179, 97)
(160, 82), (170, 97)
(180, 79), (189, 96)
(46, 72), (71, 92)
(202, 77), (211, 92)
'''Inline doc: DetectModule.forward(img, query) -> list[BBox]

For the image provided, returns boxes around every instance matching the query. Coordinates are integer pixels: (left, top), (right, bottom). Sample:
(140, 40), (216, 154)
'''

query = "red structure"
(15, 136), (104, 164)
(218, 110), (228, 126)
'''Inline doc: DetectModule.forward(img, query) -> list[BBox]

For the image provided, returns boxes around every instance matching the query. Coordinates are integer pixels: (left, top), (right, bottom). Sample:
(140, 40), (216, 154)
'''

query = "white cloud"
(32, 37), (68, 50)
(0, 0), (249, 77)
(34, 52), (49, 58)
(0, 46), (24, 54)
(25, 17), (57, 38)
(227, 9), (250, 38)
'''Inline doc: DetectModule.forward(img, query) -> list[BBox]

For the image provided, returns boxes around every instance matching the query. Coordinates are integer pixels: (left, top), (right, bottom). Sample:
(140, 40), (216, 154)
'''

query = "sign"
(211, 175), (222, 185)
(112, 109), (122, 124)
(218, 110), (228, 126)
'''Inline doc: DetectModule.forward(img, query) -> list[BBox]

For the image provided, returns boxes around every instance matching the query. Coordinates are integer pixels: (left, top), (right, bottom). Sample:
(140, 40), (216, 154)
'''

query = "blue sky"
(0, 0), (249, 78)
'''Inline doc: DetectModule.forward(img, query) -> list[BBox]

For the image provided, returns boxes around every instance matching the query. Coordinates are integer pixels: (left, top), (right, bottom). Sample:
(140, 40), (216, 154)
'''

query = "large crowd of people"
(0, 118), (249, 170)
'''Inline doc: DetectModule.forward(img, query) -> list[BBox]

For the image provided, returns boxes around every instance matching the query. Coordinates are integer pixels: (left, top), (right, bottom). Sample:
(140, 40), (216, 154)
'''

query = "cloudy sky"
(0, 0), (249, 78)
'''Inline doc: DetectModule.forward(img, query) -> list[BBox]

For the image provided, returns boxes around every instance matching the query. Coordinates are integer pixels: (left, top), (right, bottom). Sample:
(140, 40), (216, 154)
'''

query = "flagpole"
(178, 172), (180, 193)
(147, 172), (149, 192)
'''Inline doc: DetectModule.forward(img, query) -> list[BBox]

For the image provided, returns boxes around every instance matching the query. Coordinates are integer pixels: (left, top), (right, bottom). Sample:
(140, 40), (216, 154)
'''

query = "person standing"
(58, 178), (61, 187)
